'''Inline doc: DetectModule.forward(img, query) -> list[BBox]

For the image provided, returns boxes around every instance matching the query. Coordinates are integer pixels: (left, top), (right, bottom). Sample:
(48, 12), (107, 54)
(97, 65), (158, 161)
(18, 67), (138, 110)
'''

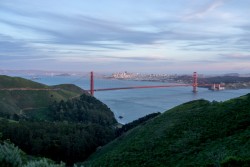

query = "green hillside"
(0, 75), (48, 88)
(0, 75), (118, 165)
(0, 75), (85, 119)
(83, 94), (250, 167)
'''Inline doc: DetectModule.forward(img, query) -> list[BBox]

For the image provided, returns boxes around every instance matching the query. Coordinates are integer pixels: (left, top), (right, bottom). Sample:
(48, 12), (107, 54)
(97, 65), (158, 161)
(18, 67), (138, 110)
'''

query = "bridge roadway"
(0, 84), (223, 92)
(87, 83), (219, 92)
(91, 84), (191, 92)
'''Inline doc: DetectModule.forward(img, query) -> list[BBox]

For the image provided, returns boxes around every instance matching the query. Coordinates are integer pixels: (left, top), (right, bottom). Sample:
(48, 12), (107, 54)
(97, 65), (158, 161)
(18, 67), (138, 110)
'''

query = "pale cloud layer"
(0, 0), (250, 73)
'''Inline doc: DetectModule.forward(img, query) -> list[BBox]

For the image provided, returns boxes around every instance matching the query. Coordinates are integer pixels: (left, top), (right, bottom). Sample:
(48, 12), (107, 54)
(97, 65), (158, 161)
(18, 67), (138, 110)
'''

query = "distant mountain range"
(1, 69), (250, 78)
(0, 69), (87, 77)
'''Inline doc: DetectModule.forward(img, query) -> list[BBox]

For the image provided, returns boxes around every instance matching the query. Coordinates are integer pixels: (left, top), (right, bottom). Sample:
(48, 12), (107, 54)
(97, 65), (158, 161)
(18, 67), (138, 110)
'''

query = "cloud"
(0, 5), (229, 48)
(235, 25), (250, 50)
(0, 55), (53, 61)
(0, 12), (168, 47)
(2, 1), (245, 55)
(57, 54), (173, 63)
(101, 56), (171, 62)
(184, 0), (227, 20)
(238, 25), (250, 32)
(203, 0), (226, 12)
(47, 14), (176, 46)
(220, 53), (250, 60)
(0, 0), (250, 73)
(0, 34), (55, 60)
(0, 35), (37, 55)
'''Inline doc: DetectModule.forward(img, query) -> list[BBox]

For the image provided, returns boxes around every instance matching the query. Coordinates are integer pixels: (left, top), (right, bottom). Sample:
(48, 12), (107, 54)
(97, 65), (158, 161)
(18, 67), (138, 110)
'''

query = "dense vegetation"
(0, 94), (117, 165)
(0, 75), (118, 165)
(0, 75), (86, 120)
(0, 120), (115, 165)
(115, 112), (161, 137)
(83, 94), (250, 167)
(48, 95), (116, 125)
(0, 140), (65, 167)
(0, 109), (157, 167)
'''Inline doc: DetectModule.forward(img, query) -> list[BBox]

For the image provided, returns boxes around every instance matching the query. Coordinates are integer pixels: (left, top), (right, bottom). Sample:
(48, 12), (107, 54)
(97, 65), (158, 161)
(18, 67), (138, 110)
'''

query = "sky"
(0, 0), (250, 74)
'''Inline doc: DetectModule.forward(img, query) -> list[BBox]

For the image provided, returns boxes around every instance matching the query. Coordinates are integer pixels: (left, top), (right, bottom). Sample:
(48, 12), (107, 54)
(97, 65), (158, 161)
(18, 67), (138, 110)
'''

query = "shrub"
(0, 141), (23, 167)
(23, 159), (65, 167)
(221, 156), (250, 167)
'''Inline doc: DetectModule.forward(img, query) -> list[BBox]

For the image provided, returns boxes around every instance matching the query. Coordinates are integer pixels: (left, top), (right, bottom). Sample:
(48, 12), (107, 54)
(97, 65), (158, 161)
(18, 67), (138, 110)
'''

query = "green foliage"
(51, 84), (85, 94)
(0, 75), (118, 165)
(0, 75), (47, 89)
(83, 94), (250, 167)
(48, 94), (117, 125)
(0, 75), (84, 120)
(23, 159), (65, 167)
(221, 156), (250, 167)
(0, 140), (66, 167)
(0, 94), (117, 165)
(0, 141), (23, 167)
(115, 112), (161, 137)
(0, 120), (116, 165)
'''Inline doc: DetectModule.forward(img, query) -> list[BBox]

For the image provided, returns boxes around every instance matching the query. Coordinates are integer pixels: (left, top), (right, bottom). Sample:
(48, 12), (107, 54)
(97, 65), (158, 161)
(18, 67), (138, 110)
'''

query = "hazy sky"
(0, 0), (250, 74)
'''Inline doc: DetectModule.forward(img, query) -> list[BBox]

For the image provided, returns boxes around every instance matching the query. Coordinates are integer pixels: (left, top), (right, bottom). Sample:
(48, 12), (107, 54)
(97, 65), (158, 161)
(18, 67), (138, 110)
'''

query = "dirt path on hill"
(19, 107), (47, 114)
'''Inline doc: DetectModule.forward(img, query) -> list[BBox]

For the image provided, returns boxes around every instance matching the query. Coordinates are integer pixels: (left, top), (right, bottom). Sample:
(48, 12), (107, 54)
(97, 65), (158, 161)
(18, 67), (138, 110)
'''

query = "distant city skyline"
(1, 0), (250, 74)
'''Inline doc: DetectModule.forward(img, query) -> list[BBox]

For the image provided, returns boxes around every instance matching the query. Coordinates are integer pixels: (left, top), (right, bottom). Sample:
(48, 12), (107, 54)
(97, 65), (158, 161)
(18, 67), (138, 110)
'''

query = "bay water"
(27, 75), (250, 124)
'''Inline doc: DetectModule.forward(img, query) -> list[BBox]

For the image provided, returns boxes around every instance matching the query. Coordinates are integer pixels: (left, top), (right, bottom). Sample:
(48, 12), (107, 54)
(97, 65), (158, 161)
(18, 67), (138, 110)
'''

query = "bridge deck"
(87, 84), (223, 92)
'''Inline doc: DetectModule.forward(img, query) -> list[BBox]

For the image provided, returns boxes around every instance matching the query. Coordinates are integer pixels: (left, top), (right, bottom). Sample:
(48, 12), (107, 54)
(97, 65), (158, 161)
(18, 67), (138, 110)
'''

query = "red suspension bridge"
(87, 72), (225, 96)
(0, 72), (224, 94)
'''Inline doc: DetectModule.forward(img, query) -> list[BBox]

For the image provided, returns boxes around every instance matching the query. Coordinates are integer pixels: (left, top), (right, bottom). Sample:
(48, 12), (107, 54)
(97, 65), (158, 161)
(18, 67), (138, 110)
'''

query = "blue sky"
(0, 0), (250, 74)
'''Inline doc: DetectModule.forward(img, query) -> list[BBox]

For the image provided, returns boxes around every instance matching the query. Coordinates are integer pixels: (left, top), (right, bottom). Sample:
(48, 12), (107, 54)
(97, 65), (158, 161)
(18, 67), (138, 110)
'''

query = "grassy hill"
(83, 94), (250, 167)
(0, 75), (86, 119)
(0, 75), (118, 165)
(0, 75), (48, 89)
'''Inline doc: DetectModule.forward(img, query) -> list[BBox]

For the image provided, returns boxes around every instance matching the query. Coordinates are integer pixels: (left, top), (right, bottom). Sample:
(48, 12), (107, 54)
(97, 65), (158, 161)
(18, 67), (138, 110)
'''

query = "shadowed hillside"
(0, 75), (86, 119)
(0, 75), (118, 165)
(82, 94), (250, 167)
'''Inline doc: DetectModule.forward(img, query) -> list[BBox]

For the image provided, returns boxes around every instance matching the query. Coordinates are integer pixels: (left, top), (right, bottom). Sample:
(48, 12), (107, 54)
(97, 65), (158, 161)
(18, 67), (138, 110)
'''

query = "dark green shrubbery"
(0, 94), (117, 165)
(115, 112), (161, 137)
(221, 156), (250, 167)
(0, 141), (23, 167)
(48, 94), (117, 125)
(83, 94), (250, 167)
(0, 141), (64, 167)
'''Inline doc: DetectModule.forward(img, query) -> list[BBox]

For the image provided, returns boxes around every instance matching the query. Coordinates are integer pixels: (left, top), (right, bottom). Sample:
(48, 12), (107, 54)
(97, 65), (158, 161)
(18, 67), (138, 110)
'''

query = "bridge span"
(0, 72), (224, 95)
(87, 72), (225, 96)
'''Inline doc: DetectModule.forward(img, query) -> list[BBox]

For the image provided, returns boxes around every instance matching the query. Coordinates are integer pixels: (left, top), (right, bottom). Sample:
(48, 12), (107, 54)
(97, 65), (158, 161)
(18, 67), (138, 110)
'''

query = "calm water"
(25, 75), (250, 124)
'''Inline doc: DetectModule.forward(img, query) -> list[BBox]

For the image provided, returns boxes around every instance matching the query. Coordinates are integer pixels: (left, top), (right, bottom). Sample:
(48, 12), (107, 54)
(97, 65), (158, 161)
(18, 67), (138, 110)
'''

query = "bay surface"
(26, 75), (250, 124)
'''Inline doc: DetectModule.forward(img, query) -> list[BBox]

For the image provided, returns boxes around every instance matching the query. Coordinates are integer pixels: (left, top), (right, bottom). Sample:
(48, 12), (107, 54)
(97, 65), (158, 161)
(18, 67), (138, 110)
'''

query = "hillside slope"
(83, 94), (250, 167)
(0, 75), (85, 119)
(0, 75), (48, 89)
(0, 75), (118, 165)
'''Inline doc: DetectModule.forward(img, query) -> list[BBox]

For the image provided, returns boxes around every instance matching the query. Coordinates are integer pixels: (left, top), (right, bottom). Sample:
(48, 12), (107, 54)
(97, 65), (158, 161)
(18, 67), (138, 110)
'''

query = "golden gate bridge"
(0, 72), (224, 94)
(87, 72), (225, 96)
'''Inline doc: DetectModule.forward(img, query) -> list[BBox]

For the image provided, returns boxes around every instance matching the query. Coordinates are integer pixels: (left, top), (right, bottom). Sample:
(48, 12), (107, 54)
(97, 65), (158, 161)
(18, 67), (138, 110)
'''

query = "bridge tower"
(90, 71), (94, 96)
(192, 72), (198, 93)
